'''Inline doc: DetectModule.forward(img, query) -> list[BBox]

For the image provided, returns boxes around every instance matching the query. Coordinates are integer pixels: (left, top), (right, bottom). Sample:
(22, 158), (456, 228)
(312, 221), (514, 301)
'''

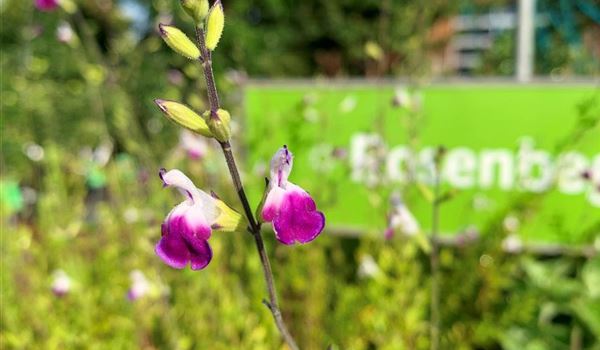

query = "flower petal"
(195, 189), (219, 224)
(155, 230), (189, 269)
(261, 186), (286, 222)
(176, 203), (212, 241)
(269, 146), (293, 187)
(186, 239), (213, 270)
(272, 183), (325, 245)
(159, 168), (198, 202)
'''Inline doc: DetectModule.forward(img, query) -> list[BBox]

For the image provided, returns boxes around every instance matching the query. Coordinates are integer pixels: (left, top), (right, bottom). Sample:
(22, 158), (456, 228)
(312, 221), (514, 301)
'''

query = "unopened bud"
(205, 0), (224, 51)
(203, 109), (231, 142)
(181, 0), (209, 24)
(158, 24), (200, 60)
(154, 99), (212, 137)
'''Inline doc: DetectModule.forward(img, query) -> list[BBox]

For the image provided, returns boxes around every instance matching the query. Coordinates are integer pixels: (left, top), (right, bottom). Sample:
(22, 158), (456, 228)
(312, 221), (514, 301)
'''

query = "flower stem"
(195, 26), (299, 350)
(430, 150), (442, 350)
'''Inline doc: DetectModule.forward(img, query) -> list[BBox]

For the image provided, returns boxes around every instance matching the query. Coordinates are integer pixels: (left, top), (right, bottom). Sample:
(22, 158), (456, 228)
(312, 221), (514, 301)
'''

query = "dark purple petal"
(155, 230), (189, 269)
(272, 187), (325, 245)
(186, 239), (213, 270)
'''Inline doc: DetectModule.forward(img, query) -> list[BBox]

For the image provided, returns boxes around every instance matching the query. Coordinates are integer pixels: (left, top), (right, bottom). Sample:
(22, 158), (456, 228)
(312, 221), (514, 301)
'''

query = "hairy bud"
(155, 99), (212, 137)
(205, 0), (224, 51)
(158, 24), (200, 60)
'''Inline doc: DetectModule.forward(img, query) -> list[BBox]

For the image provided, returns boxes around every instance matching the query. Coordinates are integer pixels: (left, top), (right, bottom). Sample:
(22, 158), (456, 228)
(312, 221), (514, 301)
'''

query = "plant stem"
(430, 151), (442, 350)
(194, 26), (299, 350)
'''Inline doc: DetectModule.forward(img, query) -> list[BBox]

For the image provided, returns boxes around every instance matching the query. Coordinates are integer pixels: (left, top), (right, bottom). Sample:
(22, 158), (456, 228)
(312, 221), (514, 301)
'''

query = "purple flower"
(261, 146), (325, 245)
(157, 168), (242, 270)
(35, 0), (59, 11)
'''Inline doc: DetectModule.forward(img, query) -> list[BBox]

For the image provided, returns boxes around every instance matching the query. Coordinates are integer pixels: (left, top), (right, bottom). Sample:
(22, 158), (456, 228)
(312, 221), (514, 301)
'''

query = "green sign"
(245, 83), (599, 244)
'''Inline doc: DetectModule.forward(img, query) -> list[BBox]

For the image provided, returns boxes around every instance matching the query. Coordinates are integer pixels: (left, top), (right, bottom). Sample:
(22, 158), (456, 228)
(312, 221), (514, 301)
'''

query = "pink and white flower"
(127, 270), (151, 301)
(51, 269), (71, 297)
(157, 168), (242, 270)
(261, 146), (325, 245)
(179, 130), (208, 160)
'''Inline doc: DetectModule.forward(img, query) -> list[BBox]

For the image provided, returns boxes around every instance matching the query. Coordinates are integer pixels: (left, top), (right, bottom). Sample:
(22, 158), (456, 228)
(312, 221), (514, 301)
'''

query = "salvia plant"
(153, 1), (325, 348)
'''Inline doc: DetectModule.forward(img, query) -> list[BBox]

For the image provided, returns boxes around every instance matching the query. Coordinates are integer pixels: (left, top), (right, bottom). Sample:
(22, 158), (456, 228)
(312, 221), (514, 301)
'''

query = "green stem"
(194, 26), (299, 350)
(430, 150), (442, 350)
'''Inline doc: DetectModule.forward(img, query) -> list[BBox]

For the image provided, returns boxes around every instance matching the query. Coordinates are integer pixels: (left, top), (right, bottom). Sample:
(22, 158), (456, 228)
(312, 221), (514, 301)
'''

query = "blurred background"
(1, 0), (600, 349)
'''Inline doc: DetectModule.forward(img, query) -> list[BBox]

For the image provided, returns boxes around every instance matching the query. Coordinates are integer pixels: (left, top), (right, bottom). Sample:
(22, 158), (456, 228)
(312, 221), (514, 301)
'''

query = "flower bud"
(154, 99), (212, 137)
(205, 0), (224, 51)
(203, 109), (231, 142)
(181, 0), (210, 24)
(158, 24), (200, 60)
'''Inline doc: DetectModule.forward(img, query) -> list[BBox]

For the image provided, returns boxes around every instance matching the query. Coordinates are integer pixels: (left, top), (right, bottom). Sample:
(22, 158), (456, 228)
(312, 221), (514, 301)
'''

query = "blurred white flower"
(357, 255), (380, 279)
(123, 207), (140, 223)
(51, 270), (71, 297)
(386, 192), (420, 238)
(502, 234), (523, 253)
(56, 21), (74, 44)
(93, 140), (113, 167)
(23, 142), (44, 162)
(350, 133), (387, 187)
(339, 95), (357, 113)
(392, 87), (423, 112)
(503, 215), (520, 233)
(127, 270), (150, 301)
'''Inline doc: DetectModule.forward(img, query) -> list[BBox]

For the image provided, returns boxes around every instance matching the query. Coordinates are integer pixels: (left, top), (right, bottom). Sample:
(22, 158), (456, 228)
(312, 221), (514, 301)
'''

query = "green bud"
(203, 109), (231, 142)
(158, 24), (200, 60)
(205, 0), (224, 51)
(154, 99), (212, 137)
(180, 0), (210, 24)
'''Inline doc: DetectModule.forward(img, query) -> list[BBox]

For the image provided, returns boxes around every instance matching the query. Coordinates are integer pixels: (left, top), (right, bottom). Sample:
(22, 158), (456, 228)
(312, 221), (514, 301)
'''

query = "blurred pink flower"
(127, 270), (150, 301)
(35, 0), (59, 11)
(179, 130), (207, 160)
(51, 270), (71, 297)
